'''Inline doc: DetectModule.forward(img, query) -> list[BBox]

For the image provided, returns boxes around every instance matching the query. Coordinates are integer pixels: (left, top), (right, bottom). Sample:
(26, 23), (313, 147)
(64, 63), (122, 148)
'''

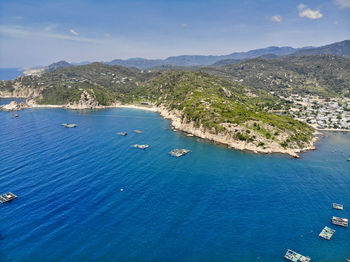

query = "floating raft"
(117, 132), (127, 136)
(131, 144), (149, 149)
(319, 226), (335, 240)
(169, 149), (190, 157)
(61, 123), (78, 128)
(332, 216), (348, 227)
(134, 130), (143, 134)
(333, 203), (343, 210)
(284, 249), (311, 262)
(0, 192), (18, 204)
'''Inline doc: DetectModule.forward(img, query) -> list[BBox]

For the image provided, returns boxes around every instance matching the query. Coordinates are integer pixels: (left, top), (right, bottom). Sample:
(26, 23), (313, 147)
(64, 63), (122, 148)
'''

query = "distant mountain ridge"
(107, 46), (306, 69)
(106, 40), (349, 69)
(27, 39), (350, 71)
(293, 40), (350, 57)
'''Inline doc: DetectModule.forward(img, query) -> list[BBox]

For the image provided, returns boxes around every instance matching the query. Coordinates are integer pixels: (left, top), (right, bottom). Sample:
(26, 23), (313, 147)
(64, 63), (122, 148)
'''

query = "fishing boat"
(131, 144), (149, 149)
(61, 123), (78, 128)
(168, 149), (190, 157)
(117, 132), (127, 136)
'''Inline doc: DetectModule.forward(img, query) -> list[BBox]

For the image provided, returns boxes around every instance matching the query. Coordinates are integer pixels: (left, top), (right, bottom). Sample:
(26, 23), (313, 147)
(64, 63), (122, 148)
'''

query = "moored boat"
(168, 149), (190, 157)
(131, 144), (149, 149)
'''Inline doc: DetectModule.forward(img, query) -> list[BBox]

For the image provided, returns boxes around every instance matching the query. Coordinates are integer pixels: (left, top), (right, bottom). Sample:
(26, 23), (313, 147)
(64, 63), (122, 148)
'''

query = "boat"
(332, 216), (348, 227)
(168, 149), (190, 157)
(284, 249), (310, 262)
(61, 123), (78, 128)
(318, 226), (335, 240)
(0, 192), (18, 204)
(333, 203), (343, 210)
(131, 144), (149, 149)
(134, 130), (143, 134)
(117, 132), (127, 136)
(13, 114), (19, 118)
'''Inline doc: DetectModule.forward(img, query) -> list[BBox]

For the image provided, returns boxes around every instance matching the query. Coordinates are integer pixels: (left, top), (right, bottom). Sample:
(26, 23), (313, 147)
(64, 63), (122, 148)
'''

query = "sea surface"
(0, 98), (349, 262)
(0, 68), (24, 80)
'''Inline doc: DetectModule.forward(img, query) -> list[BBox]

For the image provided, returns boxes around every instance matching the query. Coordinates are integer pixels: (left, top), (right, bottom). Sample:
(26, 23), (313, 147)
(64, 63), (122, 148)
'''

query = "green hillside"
(202, 55), (350, 97)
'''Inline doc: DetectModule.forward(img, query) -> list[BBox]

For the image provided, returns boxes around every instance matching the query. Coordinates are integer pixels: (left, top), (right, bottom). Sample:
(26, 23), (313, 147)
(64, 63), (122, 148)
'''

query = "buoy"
(120, 188), (124, 192)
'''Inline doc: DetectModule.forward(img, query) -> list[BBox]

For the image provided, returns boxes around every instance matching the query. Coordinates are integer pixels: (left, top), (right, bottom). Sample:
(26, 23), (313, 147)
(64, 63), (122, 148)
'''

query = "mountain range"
(33, 40), (349, 71)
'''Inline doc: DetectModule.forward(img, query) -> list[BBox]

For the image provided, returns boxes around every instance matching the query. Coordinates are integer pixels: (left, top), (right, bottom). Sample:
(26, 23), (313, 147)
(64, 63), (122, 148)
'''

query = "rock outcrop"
(65, 90), (99, 109)
(0, 101), (28, 111)
(158, 106), (318, 158)
(0, 80), (43, 98)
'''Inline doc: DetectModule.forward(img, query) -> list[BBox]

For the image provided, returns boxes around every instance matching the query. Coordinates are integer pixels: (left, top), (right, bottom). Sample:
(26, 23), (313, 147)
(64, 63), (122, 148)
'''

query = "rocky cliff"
(158, 106), (318, 158)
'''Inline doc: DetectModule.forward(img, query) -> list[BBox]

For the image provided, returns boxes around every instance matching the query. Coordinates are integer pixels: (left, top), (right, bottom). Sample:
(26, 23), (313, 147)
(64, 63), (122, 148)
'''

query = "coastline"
(317, 128), (350, 132)
(28, 103), (159, 112)
(0, 99), (335, 158)
(157, 106), (319, 158)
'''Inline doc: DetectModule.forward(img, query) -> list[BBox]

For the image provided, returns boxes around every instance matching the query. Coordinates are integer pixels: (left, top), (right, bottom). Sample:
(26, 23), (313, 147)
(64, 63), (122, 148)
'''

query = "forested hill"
(201, 55), (350, 97)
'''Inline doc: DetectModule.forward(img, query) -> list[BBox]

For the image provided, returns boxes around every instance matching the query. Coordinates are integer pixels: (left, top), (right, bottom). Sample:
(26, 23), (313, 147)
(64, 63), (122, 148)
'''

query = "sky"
(0, 0), (349, 68)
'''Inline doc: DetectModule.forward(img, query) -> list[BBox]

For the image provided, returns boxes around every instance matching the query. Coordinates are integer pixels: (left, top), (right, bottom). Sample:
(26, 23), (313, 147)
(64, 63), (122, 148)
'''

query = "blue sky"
(0, 0), (349, 67)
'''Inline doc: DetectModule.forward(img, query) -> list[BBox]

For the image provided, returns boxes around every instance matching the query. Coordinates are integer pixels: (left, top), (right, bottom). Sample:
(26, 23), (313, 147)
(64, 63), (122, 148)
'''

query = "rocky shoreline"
(157, 106), (319, 158)
(0, 101), (28, 111)
(1, 99), (318, 158)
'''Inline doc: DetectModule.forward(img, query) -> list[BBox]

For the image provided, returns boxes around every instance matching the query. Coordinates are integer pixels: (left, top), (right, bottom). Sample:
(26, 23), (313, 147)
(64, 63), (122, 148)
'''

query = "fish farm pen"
(284, 249), (311, 262)
(318, 226), (335, 240)
(0, 192), (18, 204)
(332, 216), (348, 227)
(333, 203), (343, 210)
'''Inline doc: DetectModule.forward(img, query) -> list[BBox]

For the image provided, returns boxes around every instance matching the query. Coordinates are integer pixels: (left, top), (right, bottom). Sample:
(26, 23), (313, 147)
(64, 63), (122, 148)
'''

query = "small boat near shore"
(134, 130), (143, 134)
(117, 132), (127, 136)
(131, 144), (149, 149)
(61, 123), (78, 128)
(169, 149), (190, 157)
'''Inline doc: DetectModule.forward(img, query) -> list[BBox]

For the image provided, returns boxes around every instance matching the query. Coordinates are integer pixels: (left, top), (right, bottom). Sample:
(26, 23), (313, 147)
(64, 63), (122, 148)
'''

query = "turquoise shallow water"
(0, 98), (349, 261)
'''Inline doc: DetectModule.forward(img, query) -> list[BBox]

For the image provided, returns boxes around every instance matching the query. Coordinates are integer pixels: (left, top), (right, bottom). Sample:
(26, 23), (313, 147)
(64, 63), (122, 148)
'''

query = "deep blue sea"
(0, 68), (24, 80)
(1, 98), (349, 262)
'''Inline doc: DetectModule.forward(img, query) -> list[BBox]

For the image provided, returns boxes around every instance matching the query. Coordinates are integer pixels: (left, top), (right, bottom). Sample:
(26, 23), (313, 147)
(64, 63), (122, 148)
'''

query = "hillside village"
(285, 94), (350, 130)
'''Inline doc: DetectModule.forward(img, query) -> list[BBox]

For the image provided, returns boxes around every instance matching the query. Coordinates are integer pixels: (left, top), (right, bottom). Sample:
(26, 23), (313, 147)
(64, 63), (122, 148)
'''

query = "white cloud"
(298, 4), (323, 19)
(298, 4), (307, 10)
(44, 24), (57, 32)
(69, 29), (79, 36)
(105, 33), (111, 38)
(0, 25), (99, 43)
(271, 15), (282, 23)
(180, 24), (188, 28)
(334, 0), (350, 8)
